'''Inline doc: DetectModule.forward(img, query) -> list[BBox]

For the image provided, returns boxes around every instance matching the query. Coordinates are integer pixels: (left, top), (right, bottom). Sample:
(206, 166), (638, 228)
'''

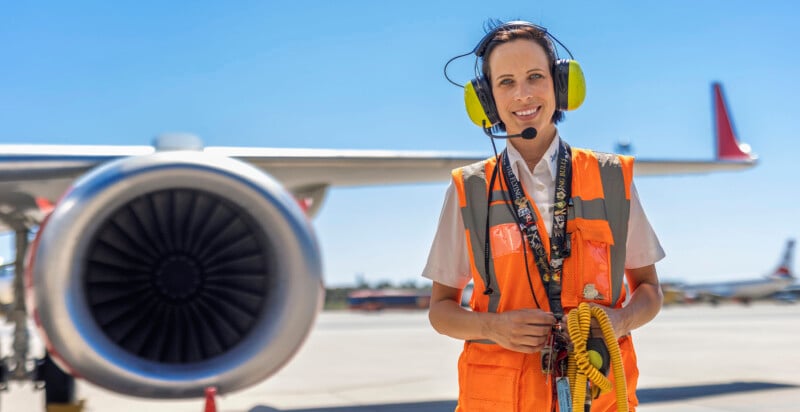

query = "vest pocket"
(563, 218), (614, 308)
(460, 344), (523, 412)
(490, 222), (524, 259)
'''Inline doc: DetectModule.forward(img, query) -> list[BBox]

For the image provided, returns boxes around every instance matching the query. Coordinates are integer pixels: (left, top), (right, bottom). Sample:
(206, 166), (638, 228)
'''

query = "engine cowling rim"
(30, 152), (323, 397)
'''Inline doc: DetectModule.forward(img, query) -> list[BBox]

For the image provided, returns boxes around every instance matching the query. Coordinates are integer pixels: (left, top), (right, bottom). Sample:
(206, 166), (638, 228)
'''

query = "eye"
(497, 78), (514, 87)
(529, 73), (545, 80)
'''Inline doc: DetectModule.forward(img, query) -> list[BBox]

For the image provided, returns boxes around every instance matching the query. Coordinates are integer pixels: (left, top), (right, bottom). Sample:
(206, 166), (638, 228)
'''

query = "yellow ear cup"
(464, 81), (491, 128)
(566, 60), (586, 111)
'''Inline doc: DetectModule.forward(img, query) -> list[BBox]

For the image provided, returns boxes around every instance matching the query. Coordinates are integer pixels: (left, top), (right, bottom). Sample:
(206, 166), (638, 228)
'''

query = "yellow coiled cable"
(566, 303), (628, 412)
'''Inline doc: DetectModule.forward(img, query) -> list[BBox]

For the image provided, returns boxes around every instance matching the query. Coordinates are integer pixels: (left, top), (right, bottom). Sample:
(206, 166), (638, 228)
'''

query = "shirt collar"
(505, 132), (561, 181)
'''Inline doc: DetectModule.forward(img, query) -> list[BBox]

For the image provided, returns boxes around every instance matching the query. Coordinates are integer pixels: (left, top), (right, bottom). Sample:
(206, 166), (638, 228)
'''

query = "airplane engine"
(25, 151), (324, 398)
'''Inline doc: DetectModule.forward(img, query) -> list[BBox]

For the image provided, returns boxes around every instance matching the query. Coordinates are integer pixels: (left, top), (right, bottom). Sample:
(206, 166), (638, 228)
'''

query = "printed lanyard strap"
(500, 139), (572, 319)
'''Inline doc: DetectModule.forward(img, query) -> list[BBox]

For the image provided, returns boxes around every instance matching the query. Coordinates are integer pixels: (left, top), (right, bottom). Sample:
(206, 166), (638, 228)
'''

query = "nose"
(514, 82), (534, 102)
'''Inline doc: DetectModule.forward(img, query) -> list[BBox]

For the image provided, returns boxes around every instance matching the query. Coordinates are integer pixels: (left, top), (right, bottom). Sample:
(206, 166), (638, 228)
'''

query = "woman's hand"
(587, 304), (629, 339)
(483, 309), (556, 353)
(428, 282), (560, 353)
(558, 305), (626, 345)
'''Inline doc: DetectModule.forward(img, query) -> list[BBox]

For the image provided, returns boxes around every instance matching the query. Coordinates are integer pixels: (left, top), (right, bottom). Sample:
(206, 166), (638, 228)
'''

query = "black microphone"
(482, 127), (537, 140)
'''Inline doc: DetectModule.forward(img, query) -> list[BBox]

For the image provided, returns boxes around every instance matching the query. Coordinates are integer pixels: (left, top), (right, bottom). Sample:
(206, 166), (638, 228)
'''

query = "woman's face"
(487, 39), (556, 138)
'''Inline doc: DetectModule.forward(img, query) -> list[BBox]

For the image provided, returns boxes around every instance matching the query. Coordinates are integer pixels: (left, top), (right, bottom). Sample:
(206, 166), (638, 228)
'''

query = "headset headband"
(473, 21), (550, 57)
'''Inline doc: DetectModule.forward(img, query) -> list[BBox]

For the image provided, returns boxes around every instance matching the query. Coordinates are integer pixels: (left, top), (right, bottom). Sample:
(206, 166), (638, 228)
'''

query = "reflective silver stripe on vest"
(595, 153), (630, 306)
(568, 197), (607, 221)
(489, 190), (507, 203)
(460, 161), (502, 313)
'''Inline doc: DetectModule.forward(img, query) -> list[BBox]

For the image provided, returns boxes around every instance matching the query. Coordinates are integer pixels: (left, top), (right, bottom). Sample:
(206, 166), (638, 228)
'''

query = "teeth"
(515, 107), (538, 116)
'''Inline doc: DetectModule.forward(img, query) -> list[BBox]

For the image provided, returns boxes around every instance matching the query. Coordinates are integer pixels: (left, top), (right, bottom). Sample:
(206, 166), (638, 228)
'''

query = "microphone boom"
(482, 127), (538, 140)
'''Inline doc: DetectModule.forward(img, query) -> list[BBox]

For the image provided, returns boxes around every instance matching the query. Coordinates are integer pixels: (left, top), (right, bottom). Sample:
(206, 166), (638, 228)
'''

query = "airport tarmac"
(1, 302), (798, 411)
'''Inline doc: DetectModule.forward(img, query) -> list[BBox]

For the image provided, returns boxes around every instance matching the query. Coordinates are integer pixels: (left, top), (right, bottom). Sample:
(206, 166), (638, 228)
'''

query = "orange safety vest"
(452, 147), (638, 412)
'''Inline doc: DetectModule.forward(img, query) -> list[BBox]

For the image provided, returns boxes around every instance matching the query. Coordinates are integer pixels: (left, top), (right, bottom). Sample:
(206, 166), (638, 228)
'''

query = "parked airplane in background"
(0, 82), (755, 410)
(674, 239), (796, 305)
(347, 289), (431, 311)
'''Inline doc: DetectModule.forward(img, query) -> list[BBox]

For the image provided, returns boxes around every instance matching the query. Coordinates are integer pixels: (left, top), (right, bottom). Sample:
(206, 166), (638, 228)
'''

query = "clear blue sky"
(1, 1), (797, 287)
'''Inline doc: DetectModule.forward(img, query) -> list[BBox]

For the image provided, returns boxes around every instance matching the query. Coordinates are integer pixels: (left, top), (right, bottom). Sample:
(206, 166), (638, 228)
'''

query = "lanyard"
(500, 139), (572, 319)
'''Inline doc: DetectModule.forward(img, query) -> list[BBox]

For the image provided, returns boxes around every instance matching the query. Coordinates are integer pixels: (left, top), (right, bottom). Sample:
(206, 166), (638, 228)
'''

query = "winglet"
(713, 83), (755, 161)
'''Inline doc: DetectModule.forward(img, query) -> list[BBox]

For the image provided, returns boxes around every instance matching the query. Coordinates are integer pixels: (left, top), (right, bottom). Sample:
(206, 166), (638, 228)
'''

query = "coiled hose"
(566, 303), (628, 412)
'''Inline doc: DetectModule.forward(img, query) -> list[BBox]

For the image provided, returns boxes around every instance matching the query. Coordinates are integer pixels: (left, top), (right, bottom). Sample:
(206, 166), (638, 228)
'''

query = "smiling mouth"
(514, 106), (540, 117)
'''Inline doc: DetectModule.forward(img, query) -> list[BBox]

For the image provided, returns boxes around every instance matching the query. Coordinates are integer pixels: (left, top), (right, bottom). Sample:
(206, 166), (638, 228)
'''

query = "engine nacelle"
(26, 151), (323, 398)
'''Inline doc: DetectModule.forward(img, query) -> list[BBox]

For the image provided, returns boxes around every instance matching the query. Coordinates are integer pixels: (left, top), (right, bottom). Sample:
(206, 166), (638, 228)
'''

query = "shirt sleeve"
(421, 180), (473, 289)
(625, 181), (666, 269)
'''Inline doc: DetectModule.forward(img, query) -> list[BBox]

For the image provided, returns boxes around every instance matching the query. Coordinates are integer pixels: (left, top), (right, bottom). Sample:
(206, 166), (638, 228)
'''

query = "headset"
(444, 21), (586, 132)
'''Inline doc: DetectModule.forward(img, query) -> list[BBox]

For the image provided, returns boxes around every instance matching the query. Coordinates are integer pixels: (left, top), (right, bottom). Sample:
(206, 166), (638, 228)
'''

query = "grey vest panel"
(594, 153), (631, 305)
(461, 161), (501, 313)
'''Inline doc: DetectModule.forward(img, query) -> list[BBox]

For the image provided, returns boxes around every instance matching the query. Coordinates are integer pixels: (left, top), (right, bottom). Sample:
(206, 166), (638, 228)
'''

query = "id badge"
(556, 377), (572, 412)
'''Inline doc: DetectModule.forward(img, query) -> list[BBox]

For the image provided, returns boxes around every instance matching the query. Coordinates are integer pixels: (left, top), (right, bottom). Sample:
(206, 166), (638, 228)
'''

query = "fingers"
(508, 324), (551, 349)
(505, 335), (550, 353)
(586, 304), (625, 338)
(492, 309), (557, 353)
(515, 308), (557, 324)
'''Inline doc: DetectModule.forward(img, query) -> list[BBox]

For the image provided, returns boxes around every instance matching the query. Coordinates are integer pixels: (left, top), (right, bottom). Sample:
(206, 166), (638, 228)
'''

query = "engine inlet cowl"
(28, 151), (323, 398)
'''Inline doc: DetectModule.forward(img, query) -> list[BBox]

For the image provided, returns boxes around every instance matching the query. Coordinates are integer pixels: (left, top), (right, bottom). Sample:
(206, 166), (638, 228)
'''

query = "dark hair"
(480, 21), (565, 124)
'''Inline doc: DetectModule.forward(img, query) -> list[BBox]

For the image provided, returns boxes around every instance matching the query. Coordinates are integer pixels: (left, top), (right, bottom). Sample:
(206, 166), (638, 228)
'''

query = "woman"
(423, 21), (664, 411)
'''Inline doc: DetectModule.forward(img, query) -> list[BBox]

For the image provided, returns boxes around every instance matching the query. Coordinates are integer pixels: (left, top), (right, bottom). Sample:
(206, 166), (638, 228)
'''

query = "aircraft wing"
(0, 145), (482, 198)
(0, 142), (751, 223)
(0, 145), (488, 222)
(632, 158), (753, 176)
(0, 82), (755, 225)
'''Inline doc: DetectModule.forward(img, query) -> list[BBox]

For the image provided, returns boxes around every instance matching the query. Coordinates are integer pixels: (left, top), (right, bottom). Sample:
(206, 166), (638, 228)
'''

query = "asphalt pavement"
(2, 302), (798, 412)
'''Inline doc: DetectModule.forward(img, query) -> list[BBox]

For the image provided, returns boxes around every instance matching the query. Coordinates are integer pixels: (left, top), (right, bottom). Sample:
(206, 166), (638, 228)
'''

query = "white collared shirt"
(421, 135), (665, 289)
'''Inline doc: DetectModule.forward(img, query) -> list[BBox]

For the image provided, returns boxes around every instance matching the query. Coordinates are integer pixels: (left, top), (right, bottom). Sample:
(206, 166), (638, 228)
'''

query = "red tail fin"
(774, 267), (792, 278)
(772, 239), (796, 279)
(714, 83), (752, 161)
